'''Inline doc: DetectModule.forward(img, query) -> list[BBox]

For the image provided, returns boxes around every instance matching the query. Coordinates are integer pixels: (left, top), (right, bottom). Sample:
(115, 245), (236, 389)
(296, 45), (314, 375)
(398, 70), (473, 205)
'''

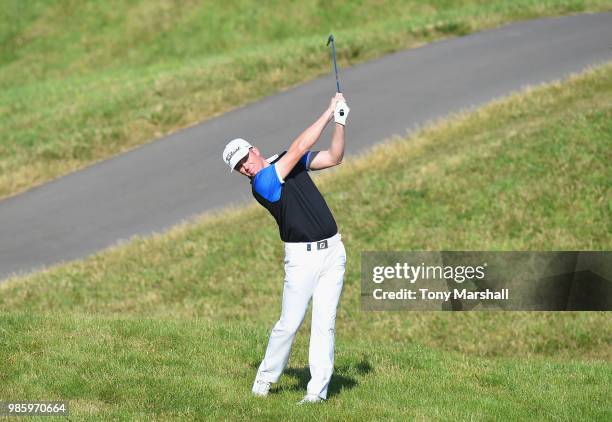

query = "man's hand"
(334, 100), (350, 126)
(327, 93), (346, 119)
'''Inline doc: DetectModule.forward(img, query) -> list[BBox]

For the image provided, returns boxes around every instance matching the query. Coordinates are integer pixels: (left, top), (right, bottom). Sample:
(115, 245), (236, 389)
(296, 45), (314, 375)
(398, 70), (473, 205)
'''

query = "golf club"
(326, 34), (341, 93)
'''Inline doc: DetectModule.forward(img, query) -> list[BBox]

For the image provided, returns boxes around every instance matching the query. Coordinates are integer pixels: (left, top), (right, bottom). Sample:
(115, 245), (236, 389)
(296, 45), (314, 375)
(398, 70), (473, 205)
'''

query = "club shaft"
(331, 40), (341, 92)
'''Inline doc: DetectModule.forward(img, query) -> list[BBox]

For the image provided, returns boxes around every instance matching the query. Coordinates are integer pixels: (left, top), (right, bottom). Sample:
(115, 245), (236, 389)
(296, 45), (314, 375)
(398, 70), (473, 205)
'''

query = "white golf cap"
(223, 138), (253, 172)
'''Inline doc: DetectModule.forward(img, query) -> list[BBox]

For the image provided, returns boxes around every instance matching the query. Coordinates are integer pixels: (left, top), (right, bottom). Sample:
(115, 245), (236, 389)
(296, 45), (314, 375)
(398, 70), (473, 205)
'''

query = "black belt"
(306, 239), (328, 251)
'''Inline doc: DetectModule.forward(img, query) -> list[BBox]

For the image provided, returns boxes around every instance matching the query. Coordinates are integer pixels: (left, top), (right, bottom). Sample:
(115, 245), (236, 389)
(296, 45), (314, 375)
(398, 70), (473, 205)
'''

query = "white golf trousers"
(255, 233), (346, 399)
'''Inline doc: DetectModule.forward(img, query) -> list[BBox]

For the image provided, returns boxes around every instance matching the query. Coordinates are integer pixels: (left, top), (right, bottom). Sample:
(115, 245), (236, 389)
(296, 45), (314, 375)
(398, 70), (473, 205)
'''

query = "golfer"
(222, 93), (350, 404)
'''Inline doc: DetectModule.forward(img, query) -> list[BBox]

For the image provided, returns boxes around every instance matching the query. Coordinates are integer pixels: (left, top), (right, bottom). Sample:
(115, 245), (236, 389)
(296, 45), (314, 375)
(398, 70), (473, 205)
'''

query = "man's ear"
(251, 146), (262, 157)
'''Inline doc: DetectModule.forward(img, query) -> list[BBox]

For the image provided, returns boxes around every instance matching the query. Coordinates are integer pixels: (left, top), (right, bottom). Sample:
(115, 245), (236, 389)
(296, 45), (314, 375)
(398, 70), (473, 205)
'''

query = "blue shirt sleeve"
(299, 151), (317, 170)
(253, 164), (283, 202)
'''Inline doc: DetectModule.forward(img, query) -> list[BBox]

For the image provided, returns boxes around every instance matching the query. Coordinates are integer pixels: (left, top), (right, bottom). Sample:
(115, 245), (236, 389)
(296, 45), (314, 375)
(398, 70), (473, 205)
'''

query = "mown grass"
(0, 314), (609, 420)
(1, 65), (611, 419)
(1, 0), (611, 199)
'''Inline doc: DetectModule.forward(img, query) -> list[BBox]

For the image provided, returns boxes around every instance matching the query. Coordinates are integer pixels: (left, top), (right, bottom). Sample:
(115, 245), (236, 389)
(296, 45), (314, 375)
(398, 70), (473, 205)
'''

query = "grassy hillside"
(1, 0), (611, 199)
(0, 64), (610, 419)
(1, 313), (609, 420)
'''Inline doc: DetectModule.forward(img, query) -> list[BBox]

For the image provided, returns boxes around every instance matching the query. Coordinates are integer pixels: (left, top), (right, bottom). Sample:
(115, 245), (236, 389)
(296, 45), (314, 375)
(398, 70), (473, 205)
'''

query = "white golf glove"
(334, 100), (350, 126)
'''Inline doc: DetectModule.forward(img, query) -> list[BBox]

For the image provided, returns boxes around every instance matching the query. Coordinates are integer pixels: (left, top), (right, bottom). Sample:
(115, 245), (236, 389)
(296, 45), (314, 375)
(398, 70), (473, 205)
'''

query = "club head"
(326, 34), (334, 46)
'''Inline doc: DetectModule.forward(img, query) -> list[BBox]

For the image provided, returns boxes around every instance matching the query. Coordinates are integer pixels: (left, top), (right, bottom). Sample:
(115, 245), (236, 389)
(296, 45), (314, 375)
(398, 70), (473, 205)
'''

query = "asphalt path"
(1, 13), (611, 281)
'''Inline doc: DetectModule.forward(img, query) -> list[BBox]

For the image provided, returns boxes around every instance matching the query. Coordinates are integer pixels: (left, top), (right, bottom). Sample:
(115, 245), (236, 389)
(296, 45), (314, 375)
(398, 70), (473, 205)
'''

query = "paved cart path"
(1, 13), (611, 281)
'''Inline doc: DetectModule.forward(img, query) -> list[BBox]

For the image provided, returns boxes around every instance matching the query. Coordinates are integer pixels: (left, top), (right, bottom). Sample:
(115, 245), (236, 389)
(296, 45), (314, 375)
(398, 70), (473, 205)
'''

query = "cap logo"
(225, 146), (241, 164)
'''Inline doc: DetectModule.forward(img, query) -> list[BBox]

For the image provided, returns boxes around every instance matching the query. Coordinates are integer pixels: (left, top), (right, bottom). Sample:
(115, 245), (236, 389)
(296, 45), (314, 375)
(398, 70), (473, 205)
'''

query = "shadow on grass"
(250, 356), (373, 399)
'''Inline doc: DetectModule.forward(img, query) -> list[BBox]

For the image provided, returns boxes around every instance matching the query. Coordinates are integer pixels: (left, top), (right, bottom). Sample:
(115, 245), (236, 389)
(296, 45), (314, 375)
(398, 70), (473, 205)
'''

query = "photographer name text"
(371, 288), (509, 301)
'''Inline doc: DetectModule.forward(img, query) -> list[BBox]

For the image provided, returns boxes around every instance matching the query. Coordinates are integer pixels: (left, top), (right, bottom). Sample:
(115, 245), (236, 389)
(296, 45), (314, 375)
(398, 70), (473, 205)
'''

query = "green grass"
(1, 63), (611, 419)
(0, 314), (610, 420)
(1, 0), (611, 198)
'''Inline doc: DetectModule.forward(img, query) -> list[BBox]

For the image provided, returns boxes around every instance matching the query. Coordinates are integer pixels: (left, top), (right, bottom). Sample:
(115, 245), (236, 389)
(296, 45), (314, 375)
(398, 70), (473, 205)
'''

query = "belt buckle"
(317, 240), (328, 250)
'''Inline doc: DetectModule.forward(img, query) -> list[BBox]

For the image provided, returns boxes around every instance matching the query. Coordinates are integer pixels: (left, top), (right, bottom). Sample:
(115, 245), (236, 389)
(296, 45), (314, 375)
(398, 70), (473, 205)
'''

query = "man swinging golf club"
(222, 92), (350, 404)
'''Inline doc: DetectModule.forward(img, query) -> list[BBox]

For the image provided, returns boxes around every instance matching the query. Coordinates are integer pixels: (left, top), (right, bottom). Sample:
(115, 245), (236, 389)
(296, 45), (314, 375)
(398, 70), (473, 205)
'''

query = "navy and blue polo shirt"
(251, 151), (338, 243)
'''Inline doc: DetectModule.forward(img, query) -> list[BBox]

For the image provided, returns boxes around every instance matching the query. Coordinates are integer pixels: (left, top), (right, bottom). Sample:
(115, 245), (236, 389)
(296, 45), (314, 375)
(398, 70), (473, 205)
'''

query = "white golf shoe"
(251, 379), (271, 397)
(298, 394), (325, 404)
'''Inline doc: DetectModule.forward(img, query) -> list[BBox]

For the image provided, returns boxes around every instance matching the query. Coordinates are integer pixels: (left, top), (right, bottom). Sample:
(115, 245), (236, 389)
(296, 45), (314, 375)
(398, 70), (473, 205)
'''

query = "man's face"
(235, 147), (265, 178)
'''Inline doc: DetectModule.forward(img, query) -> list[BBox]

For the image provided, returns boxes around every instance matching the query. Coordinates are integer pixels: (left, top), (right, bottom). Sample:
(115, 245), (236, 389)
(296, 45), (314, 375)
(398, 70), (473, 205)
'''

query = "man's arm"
(309, 122), (345, 170)
(275, 94), (342, 180)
